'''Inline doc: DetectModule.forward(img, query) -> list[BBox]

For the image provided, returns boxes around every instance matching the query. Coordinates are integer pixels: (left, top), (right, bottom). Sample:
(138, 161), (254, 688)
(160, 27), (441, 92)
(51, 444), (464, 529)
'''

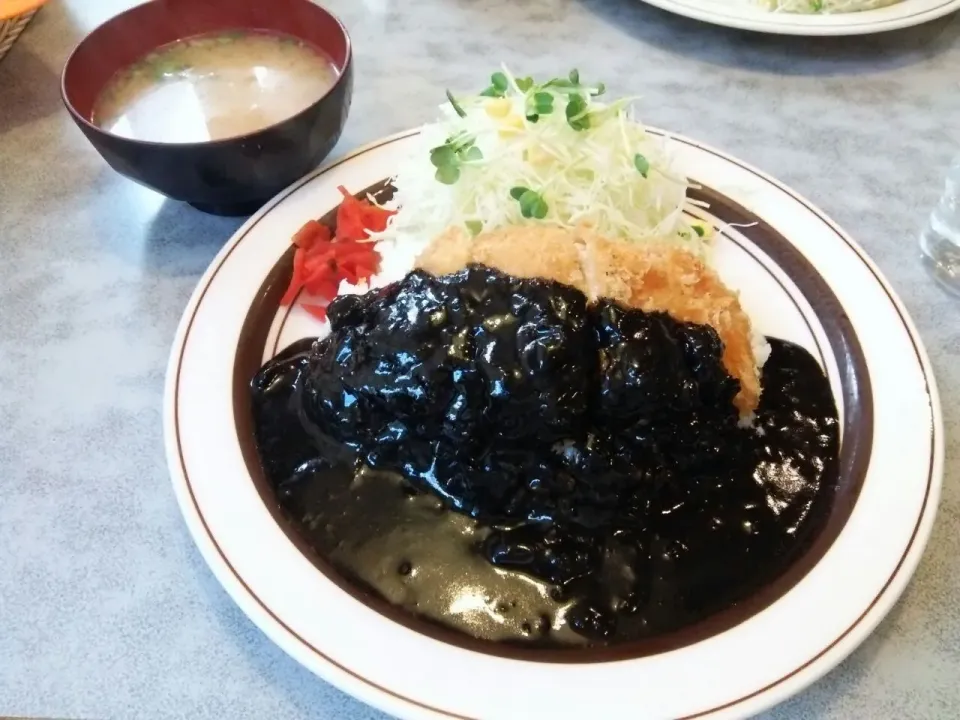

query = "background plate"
(635, 0), (960, 35)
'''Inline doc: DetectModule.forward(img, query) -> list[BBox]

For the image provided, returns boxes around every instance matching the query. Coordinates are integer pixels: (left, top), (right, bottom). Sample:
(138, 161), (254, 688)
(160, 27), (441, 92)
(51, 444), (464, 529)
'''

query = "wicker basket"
(0, 7), (38, 63)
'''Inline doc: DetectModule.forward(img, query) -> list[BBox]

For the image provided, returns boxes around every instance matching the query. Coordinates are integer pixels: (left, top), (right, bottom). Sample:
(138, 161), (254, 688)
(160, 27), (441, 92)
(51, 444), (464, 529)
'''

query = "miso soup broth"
(91, 30), (339, 144)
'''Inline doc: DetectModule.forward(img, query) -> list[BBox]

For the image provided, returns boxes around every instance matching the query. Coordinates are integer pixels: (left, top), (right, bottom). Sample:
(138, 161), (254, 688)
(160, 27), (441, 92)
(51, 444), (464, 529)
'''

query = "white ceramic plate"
(637, 0), (960, 35)
(164, 129), (942, 720)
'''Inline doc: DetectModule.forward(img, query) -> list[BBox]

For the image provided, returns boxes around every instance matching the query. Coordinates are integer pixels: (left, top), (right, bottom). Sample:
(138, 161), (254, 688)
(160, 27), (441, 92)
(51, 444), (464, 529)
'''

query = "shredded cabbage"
(760, 0), (901, 12)
(371, 67), (708, 258)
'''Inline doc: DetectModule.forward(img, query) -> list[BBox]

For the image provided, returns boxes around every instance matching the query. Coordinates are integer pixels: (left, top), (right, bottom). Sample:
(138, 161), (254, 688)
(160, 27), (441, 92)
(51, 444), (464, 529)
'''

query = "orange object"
(279, 188), (388, 314)
(292, 220), (331, 250)
(0, 0), (45, 65)
(336, 186), (395, 239)
(0, 0), (46, 22)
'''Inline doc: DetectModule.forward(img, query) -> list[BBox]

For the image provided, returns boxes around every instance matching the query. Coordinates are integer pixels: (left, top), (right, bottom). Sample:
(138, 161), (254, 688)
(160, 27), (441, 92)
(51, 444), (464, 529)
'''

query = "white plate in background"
(636, 0), (960, 35)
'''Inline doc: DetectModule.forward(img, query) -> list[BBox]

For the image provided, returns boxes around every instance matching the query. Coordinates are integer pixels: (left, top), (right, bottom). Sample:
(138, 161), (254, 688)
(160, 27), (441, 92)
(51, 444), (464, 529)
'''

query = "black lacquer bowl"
(61, 0), (352, 216)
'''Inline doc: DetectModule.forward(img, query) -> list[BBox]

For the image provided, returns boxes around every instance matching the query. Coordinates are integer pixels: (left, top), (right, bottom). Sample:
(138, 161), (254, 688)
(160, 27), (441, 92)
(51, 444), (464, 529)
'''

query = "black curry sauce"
(251, 266), (839, 647)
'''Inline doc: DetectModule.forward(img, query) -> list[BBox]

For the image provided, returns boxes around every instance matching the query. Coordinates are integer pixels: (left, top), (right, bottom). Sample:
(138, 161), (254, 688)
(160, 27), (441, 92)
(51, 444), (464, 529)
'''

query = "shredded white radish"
(370, 67), (708, 258)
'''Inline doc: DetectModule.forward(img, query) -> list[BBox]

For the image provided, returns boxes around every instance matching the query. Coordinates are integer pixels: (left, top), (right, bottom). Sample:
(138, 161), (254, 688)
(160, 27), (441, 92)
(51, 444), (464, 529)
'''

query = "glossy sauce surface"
(251, 266), (840, 647)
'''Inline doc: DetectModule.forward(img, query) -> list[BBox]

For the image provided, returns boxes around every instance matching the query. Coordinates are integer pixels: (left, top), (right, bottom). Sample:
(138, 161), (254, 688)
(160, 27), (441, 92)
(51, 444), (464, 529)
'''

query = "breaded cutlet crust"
(416, 225), (760, 415)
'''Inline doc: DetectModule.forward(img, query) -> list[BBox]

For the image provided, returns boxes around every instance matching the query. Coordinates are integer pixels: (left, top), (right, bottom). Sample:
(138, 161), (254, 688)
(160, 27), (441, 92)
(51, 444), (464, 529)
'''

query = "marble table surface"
(2, 0), (958, 718)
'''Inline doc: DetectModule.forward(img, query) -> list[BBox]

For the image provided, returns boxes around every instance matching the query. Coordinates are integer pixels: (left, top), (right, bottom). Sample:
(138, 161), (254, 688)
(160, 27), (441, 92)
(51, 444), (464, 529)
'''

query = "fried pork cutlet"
(417, 225), (761, 415)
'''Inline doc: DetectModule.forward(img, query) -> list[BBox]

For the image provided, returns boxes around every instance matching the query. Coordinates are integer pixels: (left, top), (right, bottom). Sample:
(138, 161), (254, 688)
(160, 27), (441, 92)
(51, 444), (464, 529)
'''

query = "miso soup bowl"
(61, 0), (352, 216)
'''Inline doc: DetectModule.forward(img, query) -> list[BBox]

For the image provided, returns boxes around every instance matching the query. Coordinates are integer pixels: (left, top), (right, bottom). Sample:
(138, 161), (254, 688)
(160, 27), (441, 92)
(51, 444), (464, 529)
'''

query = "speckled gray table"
(2, 0), (958, 718)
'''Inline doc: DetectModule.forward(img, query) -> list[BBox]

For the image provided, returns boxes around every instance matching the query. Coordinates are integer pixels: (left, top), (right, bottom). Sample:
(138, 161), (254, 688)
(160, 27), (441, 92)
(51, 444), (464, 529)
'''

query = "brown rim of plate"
(173, 132), (934, 718)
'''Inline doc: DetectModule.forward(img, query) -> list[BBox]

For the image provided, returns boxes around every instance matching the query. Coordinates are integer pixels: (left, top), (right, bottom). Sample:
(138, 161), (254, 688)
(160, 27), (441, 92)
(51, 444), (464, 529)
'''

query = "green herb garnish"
(462, 145), (483, 162)
(475, 68), (603, 129)
(430, 133), (483, 185)
(434, 165), (461, 185)
(634, 153), (650, 178)
(525, 91), (555, 123)
(533, 92), (555, 114)
(437, 69), (606, 183)
(430, 145), (457, 168)
(555, 70), (603, 98)
(522, 192), (549, 219)
(480, 71), (511, 98)
(692, 224), (706, 237)
(510, 186), (548, 219)
(515, 76), (535, 92)
(465, 220), (483, 235)
(446, 89), (467, 118)
(565, 94), (590, 131)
